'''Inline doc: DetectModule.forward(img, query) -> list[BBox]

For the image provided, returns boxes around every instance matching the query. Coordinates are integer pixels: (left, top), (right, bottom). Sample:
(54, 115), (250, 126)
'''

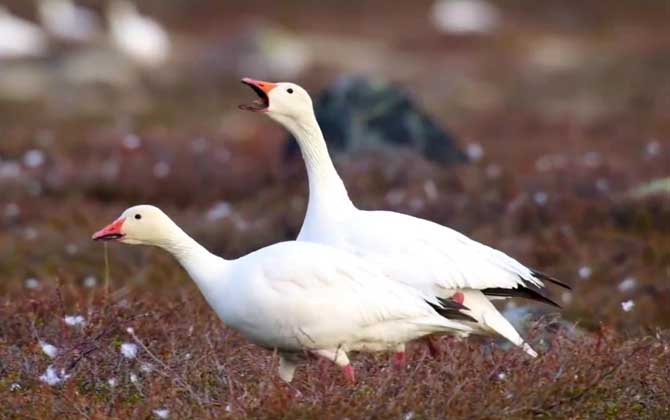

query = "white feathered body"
(299, 206), (543, 355)
(194, 241), (471, 353)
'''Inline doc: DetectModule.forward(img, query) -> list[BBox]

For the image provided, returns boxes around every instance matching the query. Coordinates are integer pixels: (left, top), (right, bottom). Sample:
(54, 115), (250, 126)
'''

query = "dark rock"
(285, 75), (467, 164)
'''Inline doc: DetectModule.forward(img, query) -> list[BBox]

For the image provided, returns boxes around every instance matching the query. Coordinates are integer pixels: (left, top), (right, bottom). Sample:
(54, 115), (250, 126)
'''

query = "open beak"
(239, 78), (277, 112)
(92, 218), (126, 241)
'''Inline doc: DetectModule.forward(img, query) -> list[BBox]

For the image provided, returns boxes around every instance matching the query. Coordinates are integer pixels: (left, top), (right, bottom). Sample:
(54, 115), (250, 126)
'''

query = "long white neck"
(157, 224), (229, 295)
(278, 112), (354, 215)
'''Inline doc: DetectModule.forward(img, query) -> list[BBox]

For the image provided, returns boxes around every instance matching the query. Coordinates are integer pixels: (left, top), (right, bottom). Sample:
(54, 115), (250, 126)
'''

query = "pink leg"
(342, 364), (356, 383)
(393, 351), (407, 369)
(425, 335), (443, 359)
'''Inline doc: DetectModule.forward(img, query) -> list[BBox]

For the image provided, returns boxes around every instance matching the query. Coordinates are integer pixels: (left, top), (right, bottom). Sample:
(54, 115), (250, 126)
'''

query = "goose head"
(92, 204), (177, 246)
(239, 78), (315, 129)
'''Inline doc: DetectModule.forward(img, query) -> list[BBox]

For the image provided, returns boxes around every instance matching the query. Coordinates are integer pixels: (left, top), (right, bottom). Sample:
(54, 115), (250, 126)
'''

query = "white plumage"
(92, 205), (472, 382)
(240, 79), (571, 359)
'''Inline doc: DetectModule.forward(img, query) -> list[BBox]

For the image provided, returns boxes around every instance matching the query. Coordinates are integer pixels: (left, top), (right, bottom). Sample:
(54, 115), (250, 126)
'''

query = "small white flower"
(64, 315), (85, 326)
(645, 140), (661, 158)
(122, 134), (142, 150)
(40, 341), (58, 358)
(152, 161), (171, 178)
(23, 149), (45, 168)
(108, 378), (117, 387)
(225, 404), (232, 412)
(126, 327), (135, 334)
(24, 277), (40, 289)
(206, 201), (232, 221)
(578, 266), (592, 280)
(83, 275), (97, 288)
(621, 300), (635, 312)
(431, 0), (500, 35)
(121, 343), (138, 359)
(130, 373), (138, 383)
(404, 411), (415, 420)
(465, 142), (484, 161)
(497, 372), (507, 380)
(39, 366), (69, 386)
(561, 291), (572, 304)
(533, 191), (548, 206)
(618, 277), (637, 293)
(153, 408), (169, 419)
(140, 362), (154, 373)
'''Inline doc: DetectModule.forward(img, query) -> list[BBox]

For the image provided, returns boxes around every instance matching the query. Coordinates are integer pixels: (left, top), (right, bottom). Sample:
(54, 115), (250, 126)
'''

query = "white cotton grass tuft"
(25, 277), (40, 289)
(533, 191), (548, 206)
(621, 300), (635, 312)
(465, 142), (484, 161)
(122, 133), (142, 150)
(83, 275), (97, 288)
(108, 378), (117, 387)
(578, 266), (592, 280)
(130, 373), (138, 383)
(39, 366), (69, 386)
(23, 149), (45, 168)
(121, 342), (138, 359)
(206, 201), (232, 221)
(618, 277), (637, 293)
(153, 408), (169, 419)
(64, 315), (85, 326)
(644, 140), (661, 158)
(40, 341), (58, 358)
(431, 0), (500, 35)
(561, 291), (572, 304)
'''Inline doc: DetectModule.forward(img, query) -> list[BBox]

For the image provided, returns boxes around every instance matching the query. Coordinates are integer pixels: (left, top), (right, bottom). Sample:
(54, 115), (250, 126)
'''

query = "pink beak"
(92, 218), (126, 241)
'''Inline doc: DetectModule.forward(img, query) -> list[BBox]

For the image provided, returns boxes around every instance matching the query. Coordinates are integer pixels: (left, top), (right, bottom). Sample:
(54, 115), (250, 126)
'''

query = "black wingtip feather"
(427, 297), (477, 323)
(483, 285), (562, 308)
(532, 270), (572, 290)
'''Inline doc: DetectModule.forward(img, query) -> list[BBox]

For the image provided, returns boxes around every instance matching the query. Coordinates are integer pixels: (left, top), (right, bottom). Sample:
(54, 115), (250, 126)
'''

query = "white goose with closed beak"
(240, 78), (571, 361)
(93, 205), (473, 383)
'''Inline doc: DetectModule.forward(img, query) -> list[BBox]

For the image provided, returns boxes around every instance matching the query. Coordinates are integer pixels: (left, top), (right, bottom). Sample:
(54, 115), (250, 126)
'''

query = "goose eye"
(287, 88), (294, 94)
(134, 214), (142, 220)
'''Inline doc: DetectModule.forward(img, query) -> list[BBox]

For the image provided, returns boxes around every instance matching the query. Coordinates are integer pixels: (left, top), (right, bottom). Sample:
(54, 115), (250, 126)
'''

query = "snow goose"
(0, 6), (48, 59)
(92, 205), (473, 382)
(106, 0), (170, 67)
(239, 78), (571, 360)
(38, 0), (101, 43)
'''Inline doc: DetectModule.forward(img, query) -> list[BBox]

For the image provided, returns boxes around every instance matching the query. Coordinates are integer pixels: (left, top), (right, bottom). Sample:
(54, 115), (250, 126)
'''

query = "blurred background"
(1, 0), (669, 336)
